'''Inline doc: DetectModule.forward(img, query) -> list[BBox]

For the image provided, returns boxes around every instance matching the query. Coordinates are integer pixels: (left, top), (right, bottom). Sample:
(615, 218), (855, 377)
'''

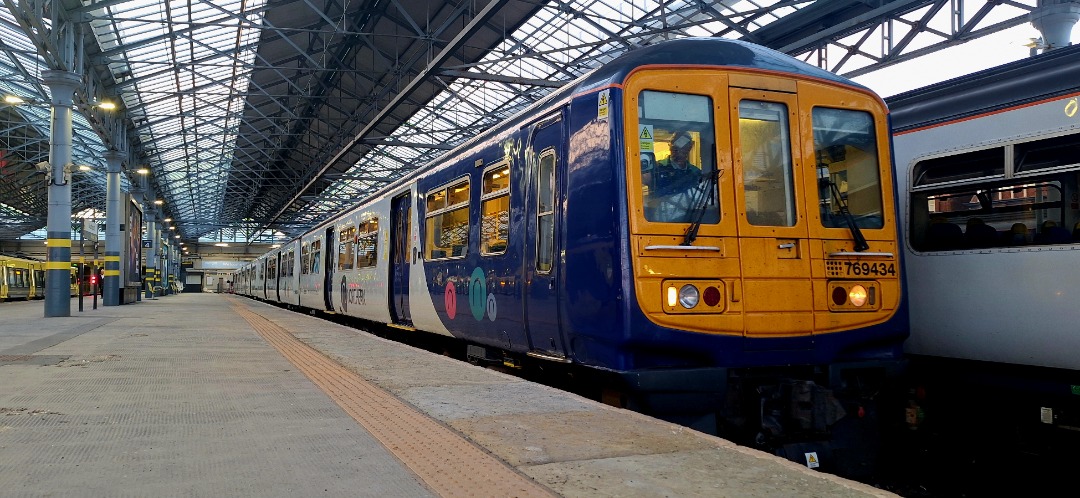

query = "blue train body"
(236, 38), (908, 476)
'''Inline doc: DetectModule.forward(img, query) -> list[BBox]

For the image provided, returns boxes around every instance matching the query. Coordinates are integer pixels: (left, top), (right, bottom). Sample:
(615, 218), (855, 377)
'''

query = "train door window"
(812, 107), (884, 229)
(537, 149), (556, 272)
(356, 216), (379, 268)
(311, 239), (321, 274)
(301, 242), (310, 275)
(739, 99), (795, 226)
(267, 257), (277, 280)
(481, 162), (510, 255)
(636, 90), (719, 224)
(338, 225), (356, 270)
(287, 249), (295, 276)
(425, 179), (470, 259)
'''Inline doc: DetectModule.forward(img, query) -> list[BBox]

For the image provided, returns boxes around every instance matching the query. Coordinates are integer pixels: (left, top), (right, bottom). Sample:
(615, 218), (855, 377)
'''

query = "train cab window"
(739, 100), (795, 226)
(338, 225), (356, 270)
(812, 107), (885, 229)
(425, 180), (470, 259)
(481, 162), (510, 255)
(636, 90), (719, 224)
(356, 216), (379, 268)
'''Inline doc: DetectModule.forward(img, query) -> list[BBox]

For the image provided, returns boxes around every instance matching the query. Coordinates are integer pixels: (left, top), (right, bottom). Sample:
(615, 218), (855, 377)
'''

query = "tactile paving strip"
(232, 301), (555, 498)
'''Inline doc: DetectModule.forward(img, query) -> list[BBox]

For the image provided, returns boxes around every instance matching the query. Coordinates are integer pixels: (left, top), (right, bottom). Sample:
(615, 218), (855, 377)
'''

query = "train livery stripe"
(231, 300), (556, 498)
(46, 238), (71, 248)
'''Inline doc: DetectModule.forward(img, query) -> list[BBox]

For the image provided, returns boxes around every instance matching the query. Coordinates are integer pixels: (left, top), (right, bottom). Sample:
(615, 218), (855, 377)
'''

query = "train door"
(389, 192), (412, 326)
(523, 113), (568, 357)
(729, 87), (813, 343)
(323, 226), (335, 311)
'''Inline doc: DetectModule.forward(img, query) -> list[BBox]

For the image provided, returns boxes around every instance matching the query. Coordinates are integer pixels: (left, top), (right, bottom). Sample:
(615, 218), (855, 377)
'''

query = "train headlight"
(827, 281), (879, 311)
(849, 285), (868, 307)
(678, 284), (699, 309)
(661, 280), (725, 314)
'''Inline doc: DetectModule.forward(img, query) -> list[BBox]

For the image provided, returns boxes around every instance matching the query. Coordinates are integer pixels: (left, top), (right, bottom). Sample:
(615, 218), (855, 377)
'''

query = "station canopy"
(0, 0), (1050, 243)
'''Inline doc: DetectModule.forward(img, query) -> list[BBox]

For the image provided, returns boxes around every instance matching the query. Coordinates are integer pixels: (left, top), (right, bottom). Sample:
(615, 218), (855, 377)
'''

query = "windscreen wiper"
(681, 168), (721, 246)
(827, 179), (870, 252)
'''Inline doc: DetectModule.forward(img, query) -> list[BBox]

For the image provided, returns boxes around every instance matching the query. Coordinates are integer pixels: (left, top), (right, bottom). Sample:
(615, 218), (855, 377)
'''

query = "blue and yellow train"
(235, 38), (907, 475)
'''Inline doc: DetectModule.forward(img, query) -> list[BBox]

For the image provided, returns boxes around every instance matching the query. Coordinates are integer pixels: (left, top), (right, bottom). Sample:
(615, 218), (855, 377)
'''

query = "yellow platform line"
(231, 299), (554, 498)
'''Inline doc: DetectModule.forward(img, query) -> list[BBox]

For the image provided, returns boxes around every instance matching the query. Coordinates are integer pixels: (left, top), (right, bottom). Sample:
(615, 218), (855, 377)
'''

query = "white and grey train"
(888, 43), (1080, 445)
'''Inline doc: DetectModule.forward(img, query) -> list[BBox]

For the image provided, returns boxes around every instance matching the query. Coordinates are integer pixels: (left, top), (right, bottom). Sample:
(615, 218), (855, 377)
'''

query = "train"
(888, 42), (1080, 483)
(234, 37), (908, 477)
(0, 254), (82, 301)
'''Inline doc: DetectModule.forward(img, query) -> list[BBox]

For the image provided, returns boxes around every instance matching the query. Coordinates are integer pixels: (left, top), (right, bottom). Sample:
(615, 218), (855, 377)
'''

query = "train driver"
(642, 130), (705, 223)
(652, 130), (701, 195)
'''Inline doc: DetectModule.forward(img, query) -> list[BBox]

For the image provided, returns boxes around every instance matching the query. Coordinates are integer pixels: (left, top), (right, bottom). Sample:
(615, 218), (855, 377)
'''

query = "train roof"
(578, 37), (866, 93)
(887, 43), (1080, 133)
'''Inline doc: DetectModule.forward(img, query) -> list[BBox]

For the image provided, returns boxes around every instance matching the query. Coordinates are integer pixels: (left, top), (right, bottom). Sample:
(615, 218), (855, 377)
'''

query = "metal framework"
(0, 0), (1070, 244)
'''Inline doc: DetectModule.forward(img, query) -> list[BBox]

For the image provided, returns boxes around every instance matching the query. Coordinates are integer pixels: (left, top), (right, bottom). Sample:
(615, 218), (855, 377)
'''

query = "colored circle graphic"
(469, 267), (487, 321)
(486, 293), (497, 321)
(444, 281), (457, 320)
(340, 275), (347, 313)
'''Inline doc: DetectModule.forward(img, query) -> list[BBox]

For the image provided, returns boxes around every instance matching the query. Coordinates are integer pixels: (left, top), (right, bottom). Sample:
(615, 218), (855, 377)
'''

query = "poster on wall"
(126, 197), (143, 287)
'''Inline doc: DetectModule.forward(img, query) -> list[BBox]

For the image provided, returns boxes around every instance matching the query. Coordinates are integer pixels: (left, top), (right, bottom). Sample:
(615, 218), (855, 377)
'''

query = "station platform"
(0, 293), (894, 497)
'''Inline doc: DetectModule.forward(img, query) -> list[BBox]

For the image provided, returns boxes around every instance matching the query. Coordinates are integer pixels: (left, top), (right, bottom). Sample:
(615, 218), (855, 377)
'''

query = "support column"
(42, 69), (81, 318)
(1031, 0), (1080, 51)
(104, 150), (123, 306)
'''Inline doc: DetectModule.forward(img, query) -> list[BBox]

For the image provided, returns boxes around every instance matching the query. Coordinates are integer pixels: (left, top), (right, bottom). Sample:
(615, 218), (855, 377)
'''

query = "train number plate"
(826, 260), (896, 278)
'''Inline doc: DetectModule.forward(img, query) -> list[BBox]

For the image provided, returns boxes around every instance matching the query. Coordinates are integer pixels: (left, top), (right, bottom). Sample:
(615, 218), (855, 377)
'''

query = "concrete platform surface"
(0, 293), (896, 497)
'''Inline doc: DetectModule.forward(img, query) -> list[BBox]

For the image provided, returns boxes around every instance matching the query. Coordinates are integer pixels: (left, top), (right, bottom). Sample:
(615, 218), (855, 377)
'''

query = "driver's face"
(670, 144), (691, 166)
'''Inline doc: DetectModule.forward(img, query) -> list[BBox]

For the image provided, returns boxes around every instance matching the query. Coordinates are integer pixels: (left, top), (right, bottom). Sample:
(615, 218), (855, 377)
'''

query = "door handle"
(778, 243), (795, 249)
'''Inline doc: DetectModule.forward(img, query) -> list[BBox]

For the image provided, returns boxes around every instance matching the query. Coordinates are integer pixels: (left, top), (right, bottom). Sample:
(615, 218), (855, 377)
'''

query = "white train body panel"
(892, 83), (1080, 371)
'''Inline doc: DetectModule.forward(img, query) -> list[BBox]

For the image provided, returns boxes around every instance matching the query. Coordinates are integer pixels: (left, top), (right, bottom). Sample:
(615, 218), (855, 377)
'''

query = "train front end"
(611, 40), (908, 475)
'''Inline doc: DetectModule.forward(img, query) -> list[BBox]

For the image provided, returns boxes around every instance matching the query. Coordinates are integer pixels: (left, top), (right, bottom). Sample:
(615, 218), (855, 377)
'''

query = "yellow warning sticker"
(639, 124), (654, 152)
(804, 451), (820, 469)
(597, 89), (610, 120)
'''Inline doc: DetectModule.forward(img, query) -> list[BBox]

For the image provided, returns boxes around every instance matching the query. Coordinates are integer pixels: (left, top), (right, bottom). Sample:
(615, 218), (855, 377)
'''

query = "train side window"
(636, 90), (719, 224)
(338, 225), (356, 270)
(911, 180), (1069, 251)
(481, 162), (510, 255)
(1015, 133), (1080, 173)
(913, 148), (1004, 186)
(356, 216), (379, 268)
(812, 107), (884, 229)
(425, 180), (470, 259)
(740, 100), (796, 226)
